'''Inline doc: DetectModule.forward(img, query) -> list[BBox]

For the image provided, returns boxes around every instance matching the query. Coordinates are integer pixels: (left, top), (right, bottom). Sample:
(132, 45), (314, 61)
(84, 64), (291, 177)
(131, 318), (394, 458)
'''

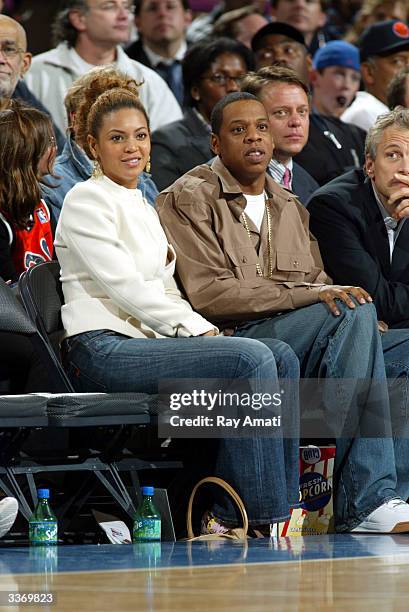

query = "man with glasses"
(126, 0), (192, 106)
(25, 0), (182, 134)
(0, 14), (65, 151)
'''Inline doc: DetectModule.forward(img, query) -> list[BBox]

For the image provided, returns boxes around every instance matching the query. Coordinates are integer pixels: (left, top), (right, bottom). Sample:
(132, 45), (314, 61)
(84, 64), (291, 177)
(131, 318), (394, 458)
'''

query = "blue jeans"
(62, 331), (300, 525)
(235, 301), (409, 532)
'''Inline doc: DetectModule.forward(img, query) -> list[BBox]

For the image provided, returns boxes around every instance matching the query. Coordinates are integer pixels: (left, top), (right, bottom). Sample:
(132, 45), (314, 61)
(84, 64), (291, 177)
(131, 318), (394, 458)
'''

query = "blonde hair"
(365, 107), (409, 158)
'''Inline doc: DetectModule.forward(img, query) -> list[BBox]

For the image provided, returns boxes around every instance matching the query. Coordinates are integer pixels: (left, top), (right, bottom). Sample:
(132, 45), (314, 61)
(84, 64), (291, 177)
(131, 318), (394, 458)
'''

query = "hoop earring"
(92, 160), (103, 179)
(145, 156), (151, 174)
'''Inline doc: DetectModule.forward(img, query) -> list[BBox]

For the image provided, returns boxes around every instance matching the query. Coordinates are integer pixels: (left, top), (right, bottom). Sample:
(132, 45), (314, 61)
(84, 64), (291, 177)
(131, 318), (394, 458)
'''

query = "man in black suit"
(241, 65), (318, 205)
(308, 107), (409, 328)
(126, 0), (192, 105)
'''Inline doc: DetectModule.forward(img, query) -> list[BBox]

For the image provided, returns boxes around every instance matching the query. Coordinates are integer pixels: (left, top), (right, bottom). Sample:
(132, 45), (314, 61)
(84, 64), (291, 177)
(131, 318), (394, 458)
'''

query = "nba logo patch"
(36, 208), (48, 224)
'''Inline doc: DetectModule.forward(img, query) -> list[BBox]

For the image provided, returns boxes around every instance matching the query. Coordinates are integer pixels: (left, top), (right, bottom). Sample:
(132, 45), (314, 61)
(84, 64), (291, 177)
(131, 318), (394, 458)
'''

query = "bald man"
(0, 14), (64, 149)
(0, 14), (31, 104)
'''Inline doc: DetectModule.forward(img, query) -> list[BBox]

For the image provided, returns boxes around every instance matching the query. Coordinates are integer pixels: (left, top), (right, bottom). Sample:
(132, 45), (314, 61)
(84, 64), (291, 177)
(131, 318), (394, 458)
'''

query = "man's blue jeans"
(63, 332), (300, 526)
(235, 301), (409, 532)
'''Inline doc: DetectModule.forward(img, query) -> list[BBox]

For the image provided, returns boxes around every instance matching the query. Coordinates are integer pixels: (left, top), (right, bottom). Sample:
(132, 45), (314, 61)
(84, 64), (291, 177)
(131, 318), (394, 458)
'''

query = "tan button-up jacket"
(156, 157), (331, 327)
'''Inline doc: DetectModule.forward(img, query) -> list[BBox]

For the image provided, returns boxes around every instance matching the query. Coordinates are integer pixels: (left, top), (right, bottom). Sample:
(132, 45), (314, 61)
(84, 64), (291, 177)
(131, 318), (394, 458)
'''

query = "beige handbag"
(186, 476), (249, 541)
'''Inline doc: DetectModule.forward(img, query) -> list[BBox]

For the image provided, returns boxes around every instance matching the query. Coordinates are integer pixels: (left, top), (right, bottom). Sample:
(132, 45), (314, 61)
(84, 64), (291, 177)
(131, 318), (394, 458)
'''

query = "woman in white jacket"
(55, 88), (300, 536)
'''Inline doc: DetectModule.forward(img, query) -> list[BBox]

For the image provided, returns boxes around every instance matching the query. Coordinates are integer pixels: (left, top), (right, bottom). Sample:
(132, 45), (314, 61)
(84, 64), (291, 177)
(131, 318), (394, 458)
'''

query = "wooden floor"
(1, 538), (409, 611)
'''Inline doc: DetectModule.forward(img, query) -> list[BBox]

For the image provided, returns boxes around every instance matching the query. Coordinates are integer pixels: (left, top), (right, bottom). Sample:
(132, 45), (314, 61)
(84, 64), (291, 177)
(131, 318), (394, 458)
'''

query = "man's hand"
(318, 285), (372, 316)
(389, 173), (409, 220)
(378, 320), (388, 333)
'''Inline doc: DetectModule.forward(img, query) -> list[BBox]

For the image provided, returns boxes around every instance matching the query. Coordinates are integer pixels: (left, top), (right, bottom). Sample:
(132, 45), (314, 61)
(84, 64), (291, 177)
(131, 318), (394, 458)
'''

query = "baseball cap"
(313, 41), (360, 72)
(359, 19), (409, 62)
(251, 22), (306, 52)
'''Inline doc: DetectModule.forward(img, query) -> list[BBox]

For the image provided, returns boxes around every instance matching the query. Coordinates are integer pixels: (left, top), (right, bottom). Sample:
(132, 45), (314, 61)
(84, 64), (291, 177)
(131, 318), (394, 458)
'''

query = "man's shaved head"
(0, 15), (31, 102)
(0, 15), (28, 51)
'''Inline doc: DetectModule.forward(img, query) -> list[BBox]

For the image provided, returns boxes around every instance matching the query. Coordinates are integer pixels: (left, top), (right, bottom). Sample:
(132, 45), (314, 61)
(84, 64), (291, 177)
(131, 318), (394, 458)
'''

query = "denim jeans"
(235, 301), (409, 532)
(62, 331), (300, 525)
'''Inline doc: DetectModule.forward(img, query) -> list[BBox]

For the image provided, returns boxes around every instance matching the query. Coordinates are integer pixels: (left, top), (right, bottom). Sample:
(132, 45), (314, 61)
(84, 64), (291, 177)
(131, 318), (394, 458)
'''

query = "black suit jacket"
(150, 108), (212, 191)
(292, 162), (319, 206)
(308, 169), (409, 327)
(125, 38), (153, 67)
(294, 114), (366, 187)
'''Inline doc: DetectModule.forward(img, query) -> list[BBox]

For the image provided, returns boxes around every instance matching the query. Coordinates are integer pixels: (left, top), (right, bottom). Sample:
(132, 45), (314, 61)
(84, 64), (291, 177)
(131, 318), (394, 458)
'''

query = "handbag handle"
(186, 476), (249, 538)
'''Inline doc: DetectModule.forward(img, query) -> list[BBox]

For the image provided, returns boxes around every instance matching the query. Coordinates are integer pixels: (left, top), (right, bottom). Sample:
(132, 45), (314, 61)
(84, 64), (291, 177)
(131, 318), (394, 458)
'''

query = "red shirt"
(0, 200), (53, 280)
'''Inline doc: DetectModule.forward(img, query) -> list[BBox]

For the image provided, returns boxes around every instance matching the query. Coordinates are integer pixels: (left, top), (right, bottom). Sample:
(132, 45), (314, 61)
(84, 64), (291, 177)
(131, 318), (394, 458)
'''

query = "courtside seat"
(46, 392), (152, 427)
(0, 394), (48, 427)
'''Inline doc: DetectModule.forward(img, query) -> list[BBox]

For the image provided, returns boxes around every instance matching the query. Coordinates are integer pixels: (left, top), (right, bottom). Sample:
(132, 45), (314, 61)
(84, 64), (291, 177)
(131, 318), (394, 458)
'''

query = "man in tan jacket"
(157, 91), (409, 535)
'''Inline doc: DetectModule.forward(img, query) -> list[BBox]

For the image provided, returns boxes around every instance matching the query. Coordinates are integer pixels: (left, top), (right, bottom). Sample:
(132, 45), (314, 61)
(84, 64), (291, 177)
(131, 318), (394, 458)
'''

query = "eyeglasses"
(200, 73), (245, 86)
(0, 42), (24, 58)
(91, 1), (136, 13)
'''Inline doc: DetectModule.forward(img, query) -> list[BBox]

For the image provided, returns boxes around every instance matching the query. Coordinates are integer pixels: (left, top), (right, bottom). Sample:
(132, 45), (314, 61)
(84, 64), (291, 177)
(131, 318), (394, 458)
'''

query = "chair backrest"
(0, 277), (37, 336)
(19, 262), (74, 392)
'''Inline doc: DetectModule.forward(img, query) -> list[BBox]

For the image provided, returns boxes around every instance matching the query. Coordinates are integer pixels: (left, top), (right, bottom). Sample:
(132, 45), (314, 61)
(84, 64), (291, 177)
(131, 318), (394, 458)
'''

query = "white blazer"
(55, 175), (214, 339)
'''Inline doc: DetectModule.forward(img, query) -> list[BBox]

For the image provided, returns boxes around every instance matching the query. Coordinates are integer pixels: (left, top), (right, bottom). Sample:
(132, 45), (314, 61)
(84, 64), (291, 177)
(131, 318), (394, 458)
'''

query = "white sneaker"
(351, 498), (409, 533)
(0, 497), (18, 538)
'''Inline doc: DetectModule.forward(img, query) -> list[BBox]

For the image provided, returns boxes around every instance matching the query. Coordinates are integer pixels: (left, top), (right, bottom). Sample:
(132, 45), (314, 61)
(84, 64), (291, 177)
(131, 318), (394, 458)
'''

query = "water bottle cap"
(142, 486), (154, 496)
(37, 488), (50, 499)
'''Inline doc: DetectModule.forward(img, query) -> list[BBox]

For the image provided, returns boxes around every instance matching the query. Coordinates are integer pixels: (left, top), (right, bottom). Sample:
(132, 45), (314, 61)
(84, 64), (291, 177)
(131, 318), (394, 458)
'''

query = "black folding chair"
(0, 272), (154, 526)
(17, 262), (182, 525)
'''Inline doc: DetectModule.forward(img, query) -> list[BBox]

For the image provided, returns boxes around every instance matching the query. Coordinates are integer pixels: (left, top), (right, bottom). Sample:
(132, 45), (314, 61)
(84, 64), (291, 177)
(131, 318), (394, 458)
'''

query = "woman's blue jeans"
(62, 331), (300, 525)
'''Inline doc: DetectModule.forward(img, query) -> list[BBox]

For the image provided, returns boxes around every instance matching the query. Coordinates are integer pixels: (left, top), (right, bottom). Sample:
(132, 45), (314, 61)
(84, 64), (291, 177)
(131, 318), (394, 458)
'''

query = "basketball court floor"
(0, 534), (409, 611)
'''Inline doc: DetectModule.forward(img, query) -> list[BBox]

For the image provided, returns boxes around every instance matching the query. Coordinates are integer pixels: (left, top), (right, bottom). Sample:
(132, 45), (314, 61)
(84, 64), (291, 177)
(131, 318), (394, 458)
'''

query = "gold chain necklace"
(240, 198), (273, 279)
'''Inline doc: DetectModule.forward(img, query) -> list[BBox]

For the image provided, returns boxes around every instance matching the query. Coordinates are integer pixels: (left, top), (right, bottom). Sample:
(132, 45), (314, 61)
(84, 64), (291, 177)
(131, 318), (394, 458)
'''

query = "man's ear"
(20, 52), (32, 77)
(184, 9), (193, 28)
(211, 133), (220, 156)
(305, 52), (313, 75)
(68, 8), (87, 34)
(365, 155), (375, 178)
(361, 61), (375, 87)
(317, 10), (327, 29)
(310, 68), (319, 88)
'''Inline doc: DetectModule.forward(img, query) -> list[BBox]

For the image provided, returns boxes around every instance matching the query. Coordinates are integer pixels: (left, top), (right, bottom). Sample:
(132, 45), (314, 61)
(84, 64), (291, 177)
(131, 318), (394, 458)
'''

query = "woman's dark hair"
(182, 37), (255, 108)
(0, 101), (55, 228)
(76, 87), (150, 159)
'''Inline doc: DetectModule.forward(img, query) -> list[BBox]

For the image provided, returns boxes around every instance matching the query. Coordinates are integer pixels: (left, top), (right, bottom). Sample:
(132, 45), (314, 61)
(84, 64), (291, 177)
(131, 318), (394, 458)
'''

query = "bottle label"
(133, 518), (161, 541)
(29, 521), (58, 544)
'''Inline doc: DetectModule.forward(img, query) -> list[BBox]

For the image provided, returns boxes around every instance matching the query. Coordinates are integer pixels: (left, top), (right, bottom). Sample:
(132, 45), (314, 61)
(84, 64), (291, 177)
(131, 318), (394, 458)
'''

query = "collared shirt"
(142, 41), (187, 68)
(192, 107), (211, 132)
(157, 157), (331, 327)
(371, 182), (406, 262)
(268, 158), (294, 190)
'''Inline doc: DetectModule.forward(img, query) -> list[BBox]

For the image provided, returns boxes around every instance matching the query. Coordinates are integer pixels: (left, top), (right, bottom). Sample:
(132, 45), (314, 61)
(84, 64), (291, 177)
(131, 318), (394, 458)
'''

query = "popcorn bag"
(280, 445), (335, 536)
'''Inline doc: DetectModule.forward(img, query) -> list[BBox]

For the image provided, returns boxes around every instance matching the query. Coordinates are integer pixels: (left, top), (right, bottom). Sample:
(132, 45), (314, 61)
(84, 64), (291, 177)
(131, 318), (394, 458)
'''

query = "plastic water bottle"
(133, 486), (161, 542)
(29, 489), (58, 546)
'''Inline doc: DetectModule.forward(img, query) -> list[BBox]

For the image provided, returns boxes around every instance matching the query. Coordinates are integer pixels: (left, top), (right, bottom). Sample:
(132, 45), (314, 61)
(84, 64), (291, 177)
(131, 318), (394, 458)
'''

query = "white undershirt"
(243, 192), (265, 231)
